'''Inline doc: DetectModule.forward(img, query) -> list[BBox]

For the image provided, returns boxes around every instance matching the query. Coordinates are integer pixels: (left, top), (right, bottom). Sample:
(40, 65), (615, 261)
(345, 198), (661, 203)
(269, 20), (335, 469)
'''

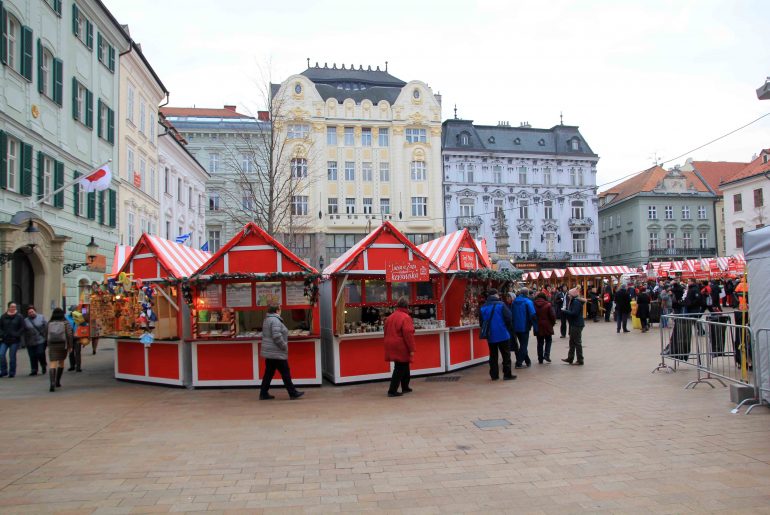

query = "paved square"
(0, 321), (768, 513)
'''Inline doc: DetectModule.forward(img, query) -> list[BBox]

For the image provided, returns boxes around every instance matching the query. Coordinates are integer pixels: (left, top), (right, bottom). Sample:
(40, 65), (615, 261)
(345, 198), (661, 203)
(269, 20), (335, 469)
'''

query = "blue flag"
(175, 232), (192, 244)
(201, 241), (209, 251)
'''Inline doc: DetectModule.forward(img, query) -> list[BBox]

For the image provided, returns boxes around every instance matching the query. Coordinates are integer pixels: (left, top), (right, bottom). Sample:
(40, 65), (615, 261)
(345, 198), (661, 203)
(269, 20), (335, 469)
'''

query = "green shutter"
(96, 33), (102, 63)
(87, 191), (95, 219)
(20, 142), (32, 197)
(36, 39), (43, 93)
(54, 0), (62, 15)
(107, 107), (115, 144)
(53, 58), (62, 105)
(54, 161), (64, 208)
(97, 98), (102, 137)
(71, 77), (78, 121)
(21, 26), (33, 81)
(86, 21), (93, 49)
(85, 88), (93, 128)
(108, 45), (115, 72)
(98, 190), (105, 224)
(0, 131), (6, 190)
(71, 3), (79, 36)
(1, 1), (7, 66)
(108, 189), (116, 227)
(36, 150), (44, 200)
(73, 170), (80, 216)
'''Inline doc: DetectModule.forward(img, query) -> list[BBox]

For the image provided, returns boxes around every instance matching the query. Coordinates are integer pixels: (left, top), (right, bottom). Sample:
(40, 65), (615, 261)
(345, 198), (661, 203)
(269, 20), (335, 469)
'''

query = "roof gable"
(600, 166), (712, 208)
(721, 150), (770, 186)
(689, 161), (748, 194)
(418, 229), (489, 272)
(118, 234), (211, 280)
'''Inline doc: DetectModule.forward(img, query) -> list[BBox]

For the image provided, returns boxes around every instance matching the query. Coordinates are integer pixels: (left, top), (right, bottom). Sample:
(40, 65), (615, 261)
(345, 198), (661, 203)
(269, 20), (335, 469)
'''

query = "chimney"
(257, 111), (269, 121)
(224, 105), (237, 112)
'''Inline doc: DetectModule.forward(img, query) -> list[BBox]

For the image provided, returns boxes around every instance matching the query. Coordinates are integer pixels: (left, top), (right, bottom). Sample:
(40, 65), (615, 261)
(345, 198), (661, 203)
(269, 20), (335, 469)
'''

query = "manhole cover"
(425, 376), (461, 382)
(473, 418), (511, 428)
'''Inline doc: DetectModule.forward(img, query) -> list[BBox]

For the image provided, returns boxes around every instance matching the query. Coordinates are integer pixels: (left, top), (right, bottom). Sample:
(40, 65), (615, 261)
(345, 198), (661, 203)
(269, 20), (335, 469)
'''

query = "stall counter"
(445, 325), (490, 371)
(114, 338), (188, 387)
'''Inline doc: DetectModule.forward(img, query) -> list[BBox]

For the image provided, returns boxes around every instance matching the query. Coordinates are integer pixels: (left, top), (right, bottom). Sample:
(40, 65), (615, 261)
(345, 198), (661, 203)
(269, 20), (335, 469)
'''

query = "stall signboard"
(285, 282), (308, 306)
(459, 253), (476, 270)
(386, 261), (429, 283)
(255, 282), (281, 306)
(199, 284), (222, 308)
(226, 283), (252, 307)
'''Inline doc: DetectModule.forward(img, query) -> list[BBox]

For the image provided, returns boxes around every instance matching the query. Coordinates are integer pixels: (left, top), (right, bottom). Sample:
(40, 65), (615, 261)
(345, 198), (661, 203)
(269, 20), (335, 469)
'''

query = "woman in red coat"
(533, 292), (556, 364)
(384, 296), (415, 397)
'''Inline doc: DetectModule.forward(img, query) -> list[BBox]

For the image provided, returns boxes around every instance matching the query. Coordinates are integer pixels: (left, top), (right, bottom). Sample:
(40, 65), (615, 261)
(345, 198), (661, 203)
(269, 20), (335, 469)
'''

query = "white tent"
(744, 225), (770, 406)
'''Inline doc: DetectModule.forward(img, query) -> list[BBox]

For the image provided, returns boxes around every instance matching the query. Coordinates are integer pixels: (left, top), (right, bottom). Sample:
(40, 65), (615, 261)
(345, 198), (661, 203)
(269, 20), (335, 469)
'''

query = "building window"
(682, 205), (691, 220)
(5, 138), (18, 192)
(571, 201), (584, 219)
(405, 128), (427, 143)
(96, 33), (114, 72)
(460, 133), (469, 146)
(380, 198), (390, 215)
(327, 198), (338, 214)
(362, 162), (373, 181)
(493, 198), (503, 217)
(139, 157), (146, 192)
(241, 153), (253, 173)
(699, 232), (708, 249)
(165, 221), (171, 239)
(733, 194), (742, 212)
(345, 198), (355, 214)
(754, 188), (764, 208)
(493, 165), (502, 183)
(40, 155), (53, 204)
(149, 166), (156, 198)
(664, 205), (673, 220)
(363, 198), (373, 214)
(287, 124), (309, 139)
(682, 232), (691, 249)
(73, 80), (92, 127)
(163, 167), (170, 193)
(344, 161), (355, 181)
(242, 190), (254, 210)
(72, 5), (92, 48)
(327, 161), (338, 181)
(97, 100), (114, 142)
(460, 199), (474, 217)
(411, 197), (428, 217)
(665, 232), (675, 249)
(291, 158), (307, 178)
(209, 230), (221, 252)
(127, 212), (135, 246)
(698, 205), (707, 220)
(126, 146), (134, 181)
(466, 164), (474, 183)
(149, 113), (155, 143)
(407, 234), (432, 245)
(572, 233), (586, 254)
(127, 85), (134, 123)
(188, 186), (193, 207)
(569, 168), (577, 186)
(361, 128), (372, 146)
(519, 200), (529, 219)
(6, 14), (19, 72)
(543, 200), (553, 220)
(177, 178), (182, 202)
(378, 128), (389, 147)
(543, 167), (552, 185)
(736, 227), (744, 248)
(344, 127), (354, 146)
(518, 167), (527, 185)
(649, 232), (659, 249)
(327, 126), (337, 145)
(39, 47), (52, 97)
(139, 100), (146, 134)
(648, 205), (657, 220)
(616, 215), (621, 227)
(291, 195), (308, 215)
(209, 192), (220, 211)
(379, 162), (390, 182)
(209, 153), (219, 173)
(520, 233), (530, 254)
(410, 161), (426, 181)
(608, 215), (613, 228)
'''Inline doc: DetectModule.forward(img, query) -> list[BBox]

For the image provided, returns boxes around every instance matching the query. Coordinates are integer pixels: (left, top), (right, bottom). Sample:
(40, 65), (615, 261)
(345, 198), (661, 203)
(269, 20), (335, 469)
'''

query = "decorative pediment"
(492, 189), (505, 198)
(542, 221), (559, 232)
(517, 220), (535, 232)
(541, 190), (554, 200)
(517, 190), (530, 199)
(457, 189), (477, 198)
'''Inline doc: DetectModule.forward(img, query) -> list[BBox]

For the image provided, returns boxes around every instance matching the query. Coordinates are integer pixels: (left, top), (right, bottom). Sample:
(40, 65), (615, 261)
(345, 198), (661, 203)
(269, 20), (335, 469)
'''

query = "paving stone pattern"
(0, 322), (769, 513)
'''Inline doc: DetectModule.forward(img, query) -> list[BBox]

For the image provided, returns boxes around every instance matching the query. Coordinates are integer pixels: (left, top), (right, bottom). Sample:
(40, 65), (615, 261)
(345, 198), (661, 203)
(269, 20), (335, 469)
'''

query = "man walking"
(562, 288), (586, 365)
(554, 285), (569, 338)
(479, 289), (516, 381)
(614, 285), (632, 333)
(511, 288), (537, 368)
(0, 302), (25, 378)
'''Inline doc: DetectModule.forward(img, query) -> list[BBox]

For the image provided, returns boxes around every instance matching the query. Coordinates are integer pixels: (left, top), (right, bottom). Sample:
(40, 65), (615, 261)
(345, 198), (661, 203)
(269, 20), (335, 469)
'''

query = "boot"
(55, 367), (63, 388)
(49, 369), (56, 392)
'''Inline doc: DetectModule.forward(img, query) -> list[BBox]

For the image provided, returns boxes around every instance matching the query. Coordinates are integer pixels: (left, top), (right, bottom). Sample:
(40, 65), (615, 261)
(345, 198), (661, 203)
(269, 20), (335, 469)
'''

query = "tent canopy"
(566, 265), (631, 277)
(418, 229), (489, 273)
(117, 234), (211, 281)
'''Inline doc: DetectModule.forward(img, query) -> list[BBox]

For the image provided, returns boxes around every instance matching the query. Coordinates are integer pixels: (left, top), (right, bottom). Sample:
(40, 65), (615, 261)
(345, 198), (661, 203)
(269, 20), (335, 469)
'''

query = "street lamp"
(63, 236), (99, 274)
(0, 220), (39, 266)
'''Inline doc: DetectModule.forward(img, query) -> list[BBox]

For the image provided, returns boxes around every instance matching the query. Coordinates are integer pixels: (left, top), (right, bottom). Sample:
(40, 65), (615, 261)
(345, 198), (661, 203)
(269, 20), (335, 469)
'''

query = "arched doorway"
(12, 249), (35, 309)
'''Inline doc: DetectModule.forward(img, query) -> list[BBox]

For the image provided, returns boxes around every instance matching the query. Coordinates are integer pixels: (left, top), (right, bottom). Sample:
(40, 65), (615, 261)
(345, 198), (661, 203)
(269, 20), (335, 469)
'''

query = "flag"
(200, 241), (209, 251)
(80, 164), (113, 192)
(175, 232), (192, 244)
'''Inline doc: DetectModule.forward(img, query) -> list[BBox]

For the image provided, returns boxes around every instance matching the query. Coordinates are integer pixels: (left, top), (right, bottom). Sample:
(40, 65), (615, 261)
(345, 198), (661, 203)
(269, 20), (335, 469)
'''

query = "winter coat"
(479, 296), (512, 344)
(0, 312), (25, 345)
(553, 291), (568, 316)
(565, 297), (585, 328)
(671, 283), (685, 308)
(533, 297), (556, 336)
(636, 292), (651, 319)
(24, 314), (48, 347)
(511, 294), (536, 333)
(384, 307), (415, 363)
(614, 289), (632, 314)
(684, 284), (702, 310)
(261, 313), (289, 360)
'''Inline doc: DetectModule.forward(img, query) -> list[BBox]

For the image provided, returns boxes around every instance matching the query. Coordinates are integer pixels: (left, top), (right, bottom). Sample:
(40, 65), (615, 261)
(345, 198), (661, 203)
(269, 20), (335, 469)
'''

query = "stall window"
(391, 282), (410, 301)
(345, 280), (362, 303)
(364, 280), (387, 303)
(416, 282), (433, 301)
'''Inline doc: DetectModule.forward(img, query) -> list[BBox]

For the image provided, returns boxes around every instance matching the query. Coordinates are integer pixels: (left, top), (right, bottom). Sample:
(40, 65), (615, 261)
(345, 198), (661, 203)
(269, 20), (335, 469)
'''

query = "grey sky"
(109, 0), (770, 188)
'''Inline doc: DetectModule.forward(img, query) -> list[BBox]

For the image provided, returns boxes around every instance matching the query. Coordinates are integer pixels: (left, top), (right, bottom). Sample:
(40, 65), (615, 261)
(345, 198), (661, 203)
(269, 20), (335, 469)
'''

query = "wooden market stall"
(187, 223), (322, 387)
(564, 266), (632, 315)
(320, 221), (445, 384)
(418, 229), (492, 371)
(98, 234), (211, 386)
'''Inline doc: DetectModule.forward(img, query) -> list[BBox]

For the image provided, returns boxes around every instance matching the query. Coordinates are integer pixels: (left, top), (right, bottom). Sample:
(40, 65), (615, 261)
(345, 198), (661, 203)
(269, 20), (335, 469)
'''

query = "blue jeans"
(515, 332), (531, 366)
(0, 342), (20, 377)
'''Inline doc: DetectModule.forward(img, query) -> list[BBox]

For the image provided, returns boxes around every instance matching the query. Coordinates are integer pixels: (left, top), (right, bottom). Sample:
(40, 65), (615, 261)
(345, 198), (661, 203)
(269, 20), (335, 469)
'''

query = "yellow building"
(117, 38), (168, 245)
(273, 62), (444, 265)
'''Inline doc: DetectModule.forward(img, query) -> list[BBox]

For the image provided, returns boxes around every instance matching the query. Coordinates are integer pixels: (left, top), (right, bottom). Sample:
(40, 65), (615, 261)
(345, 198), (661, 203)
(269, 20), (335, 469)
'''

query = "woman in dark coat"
(384, 296), (415, 397)
(636, 287), (651, 333)
(533, 293), (556, 364)
(45, 308), (73, 392)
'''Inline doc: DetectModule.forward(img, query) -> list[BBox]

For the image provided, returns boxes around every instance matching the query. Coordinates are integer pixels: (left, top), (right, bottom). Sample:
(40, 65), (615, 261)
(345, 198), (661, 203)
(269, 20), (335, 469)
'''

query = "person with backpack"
(479, 289), (516, 381)
(0, 302), (25, 378)
(533, 292), (556, 364)
(45, 308), (73, 392)
(23, 305), (48, 376)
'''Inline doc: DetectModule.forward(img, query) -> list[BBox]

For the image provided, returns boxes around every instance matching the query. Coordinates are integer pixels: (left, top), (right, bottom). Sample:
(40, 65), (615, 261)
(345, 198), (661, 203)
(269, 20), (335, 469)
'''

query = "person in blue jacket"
(511, 288), (537, 368)
(479, 289), (516, 381)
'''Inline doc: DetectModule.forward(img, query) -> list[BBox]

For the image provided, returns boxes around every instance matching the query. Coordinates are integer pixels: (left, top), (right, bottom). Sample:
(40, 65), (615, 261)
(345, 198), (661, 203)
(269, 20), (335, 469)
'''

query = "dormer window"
(513, 138), (521, 145)
(488, 136), (495, 144)
(538, 139), (545, 146)
(764, 154), (769, 164)
(459, 132), (470, 146)
(571, 138), (580, 151)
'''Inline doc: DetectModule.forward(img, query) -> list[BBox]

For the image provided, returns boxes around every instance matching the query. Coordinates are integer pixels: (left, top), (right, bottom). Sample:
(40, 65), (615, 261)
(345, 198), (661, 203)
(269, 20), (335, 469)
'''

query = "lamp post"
(62, 237), (99, 275)
(0, 220), (39, 266)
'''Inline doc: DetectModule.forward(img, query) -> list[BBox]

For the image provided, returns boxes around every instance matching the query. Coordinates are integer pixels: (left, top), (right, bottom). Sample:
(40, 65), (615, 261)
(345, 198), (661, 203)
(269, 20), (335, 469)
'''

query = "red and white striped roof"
(733, 251), (746, 264)
(118, 234), (211, 280)
(417, 229), (489, 273)
(474, 238), (492, 268)
(195, 222), (316, 277)
(111, 245), (133, 275)
(566, 265), (631, 277)
(539, 268), (566, 279)
(716, 257), (729, 270)
(323, 221), (440, 276)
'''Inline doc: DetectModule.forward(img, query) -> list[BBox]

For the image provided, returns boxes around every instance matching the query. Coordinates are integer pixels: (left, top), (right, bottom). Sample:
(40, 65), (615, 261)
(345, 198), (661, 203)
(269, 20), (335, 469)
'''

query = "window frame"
(344, 161), (355, 181)
(380, 198), (391, 215)
(378, 128), (389, 147)
(361, 127), (372, 147)
(411, 196), (428, 217)
(362, 162), (373, 181)
(327, 161), (338, 181)
(327, 198), (338, 214)
(410, 160), (426, 181)
(362, 197), (373, 214)
(345, 197), (355, 214)
(405, 128), (427, 143)
(287, 123), (309, 139)
(326, 126), (337, 145)
(290, 158), (308, 178)
(648, 205), (657, 220)
(733, 194), (742, 213)
(754, 188), (764, 208)
(290, 195), (308, 216)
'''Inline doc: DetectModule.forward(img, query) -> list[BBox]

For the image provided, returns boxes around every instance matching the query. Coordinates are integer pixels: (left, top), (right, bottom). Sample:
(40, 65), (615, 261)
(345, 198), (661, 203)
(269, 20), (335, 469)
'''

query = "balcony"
(568, 217), (594, 230)
(570, 253), (602, 262)
(649, 247), (717, 257)
(456, 215), (483, 230)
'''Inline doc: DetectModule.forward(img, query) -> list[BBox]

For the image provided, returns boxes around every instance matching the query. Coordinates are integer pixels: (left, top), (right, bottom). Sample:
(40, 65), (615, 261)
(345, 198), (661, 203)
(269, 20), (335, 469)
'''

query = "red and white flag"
(80, 165), (112, 192)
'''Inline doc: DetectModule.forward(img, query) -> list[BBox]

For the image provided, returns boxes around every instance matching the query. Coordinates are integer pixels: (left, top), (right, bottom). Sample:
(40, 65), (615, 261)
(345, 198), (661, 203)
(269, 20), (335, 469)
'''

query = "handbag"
(480, 304), (499, 340)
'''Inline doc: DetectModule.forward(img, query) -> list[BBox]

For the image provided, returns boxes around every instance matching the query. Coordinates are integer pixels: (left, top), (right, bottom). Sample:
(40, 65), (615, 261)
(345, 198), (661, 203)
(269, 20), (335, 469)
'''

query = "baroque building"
(720, 149), (770, 255)
(441, 118), (600, 268)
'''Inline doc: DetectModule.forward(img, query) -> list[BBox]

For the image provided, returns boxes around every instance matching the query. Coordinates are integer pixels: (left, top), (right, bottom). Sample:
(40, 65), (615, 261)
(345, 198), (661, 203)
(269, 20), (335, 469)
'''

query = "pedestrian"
(671, 279), (685, 314)
(511, 288), (537, 368)
(554, 285), (569, 339)
(562, 287), (585, 365)
(479, 289), (516, 381)
(659, 287), (673, 328)
(384, 296), (416, 397)
(23, 305), (48, 376)
(724, 278), (735, 308)
(602, 282), (614, 322)
(45, 308), (73, 392)
(614, 285), (632, 333)
(67, 306), (83, 372)
(683, 278), (702, 315)
(636, 287), (651, 332)
(259, 305), (304, 400)
(0, 302), (25, 378)
(703, 280), (721, 313)
(533, 292), (556, 364)
(588, 287), (600, 322)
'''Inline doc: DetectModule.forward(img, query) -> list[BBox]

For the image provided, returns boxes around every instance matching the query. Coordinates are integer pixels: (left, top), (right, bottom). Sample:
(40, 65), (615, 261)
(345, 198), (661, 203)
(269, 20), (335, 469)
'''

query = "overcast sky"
(108, 0), (770, 188)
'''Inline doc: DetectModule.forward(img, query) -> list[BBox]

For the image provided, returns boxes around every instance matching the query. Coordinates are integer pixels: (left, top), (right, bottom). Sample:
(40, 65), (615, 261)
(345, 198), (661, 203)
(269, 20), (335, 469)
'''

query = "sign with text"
(459, 253), (476, 270)
(386, 261), (429, 283)
(514, 262), (540, 270)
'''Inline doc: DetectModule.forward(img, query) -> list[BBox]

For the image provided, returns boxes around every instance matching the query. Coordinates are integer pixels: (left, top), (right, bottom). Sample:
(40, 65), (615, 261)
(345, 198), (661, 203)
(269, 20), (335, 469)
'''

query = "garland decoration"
(451, 268), (523, 282)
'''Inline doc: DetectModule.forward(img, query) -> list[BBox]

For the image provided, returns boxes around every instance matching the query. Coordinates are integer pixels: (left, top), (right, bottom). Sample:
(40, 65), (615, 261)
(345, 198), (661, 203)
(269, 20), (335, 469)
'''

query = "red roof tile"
(721, 149), (770, 185)
(160, 106), (251, 119)
(689, 161), (748, 194)
(600, 166), (711, 207)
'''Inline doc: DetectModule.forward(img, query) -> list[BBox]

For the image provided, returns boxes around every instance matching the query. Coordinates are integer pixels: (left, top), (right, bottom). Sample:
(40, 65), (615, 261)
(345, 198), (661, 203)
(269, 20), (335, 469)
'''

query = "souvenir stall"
(418, 229), (495, 371)
(565, 266), (632, 315)
(187, 223), (321, 387)
(97, 235), (210, 386)
(320, 221), (445, 384)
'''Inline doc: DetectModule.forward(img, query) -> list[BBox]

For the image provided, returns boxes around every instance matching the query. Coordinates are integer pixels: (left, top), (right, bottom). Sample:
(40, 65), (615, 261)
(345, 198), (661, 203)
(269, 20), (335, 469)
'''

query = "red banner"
(386, 261), (429, 283)
(133, 172), (142, 189)
(459, 253), (476, 270)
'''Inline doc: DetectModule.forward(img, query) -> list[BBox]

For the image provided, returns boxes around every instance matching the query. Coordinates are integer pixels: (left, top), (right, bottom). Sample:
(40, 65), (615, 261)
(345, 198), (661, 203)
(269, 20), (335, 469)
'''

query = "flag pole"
(29, 159), (113, 207)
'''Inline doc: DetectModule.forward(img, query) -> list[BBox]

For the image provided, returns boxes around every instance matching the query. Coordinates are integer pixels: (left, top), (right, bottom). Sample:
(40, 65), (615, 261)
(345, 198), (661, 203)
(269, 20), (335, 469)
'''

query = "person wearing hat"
(561, 287), (585, 365)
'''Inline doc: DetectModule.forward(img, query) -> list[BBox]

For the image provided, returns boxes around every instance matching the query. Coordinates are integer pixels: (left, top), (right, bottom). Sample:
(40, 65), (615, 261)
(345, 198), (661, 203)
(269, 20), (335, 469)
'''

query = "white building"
(442, 118), (600, 267)
(721, 148), (770, 255)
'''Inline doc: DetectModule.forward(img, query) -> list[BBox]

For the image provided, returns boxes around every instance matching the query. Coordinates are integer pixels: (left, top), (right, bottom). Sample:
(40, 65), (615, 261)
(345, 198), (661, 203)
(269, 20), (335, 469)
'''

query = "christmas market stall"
(564, 265), (632, 314)
(418, 229), (495, 371)
(320, 221), (445, 384)
(187, 223), (321, 387)
(96, 234), (210, 386)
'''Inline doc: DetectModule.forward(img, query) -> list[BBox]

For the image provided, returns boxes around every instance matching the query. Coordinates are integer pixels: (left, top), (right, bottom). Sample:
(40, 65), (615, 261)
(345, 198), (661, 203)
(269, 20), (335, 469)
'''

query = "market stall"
(564, 265), (631, 315)
(187, 223), (321, 387)
(99, 234), (210, 386)
(418, 229), (493, 371)
(320, 221), (445, 384)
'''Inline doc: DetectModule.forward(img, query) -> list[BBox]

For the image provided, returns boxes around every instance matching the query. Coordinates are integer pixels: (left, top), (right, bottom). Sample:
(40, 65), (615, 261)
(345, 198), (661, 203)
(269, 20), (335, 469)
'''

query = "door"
(12, 250), (35, 309)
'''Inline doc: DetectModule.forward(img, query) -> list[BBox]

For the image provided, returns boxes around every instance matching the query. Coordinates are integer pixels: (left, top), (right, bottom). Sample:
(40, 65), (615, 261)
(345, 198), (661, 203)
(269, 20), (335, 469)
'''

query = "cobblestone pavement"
(0, 321), (768, 514)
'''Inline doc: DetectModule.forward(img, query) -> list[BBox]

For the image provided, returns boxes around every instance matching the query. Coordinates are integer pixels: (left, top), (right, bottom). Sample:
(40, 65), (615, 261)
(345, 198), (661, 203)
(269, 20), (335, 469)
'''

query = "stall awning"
(119, 234), (211, 280)
(474, 238), (492, 268)
(566, 265), (631, 277)
(417, 229), (489, 273)
(111, 245), (133, 275)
